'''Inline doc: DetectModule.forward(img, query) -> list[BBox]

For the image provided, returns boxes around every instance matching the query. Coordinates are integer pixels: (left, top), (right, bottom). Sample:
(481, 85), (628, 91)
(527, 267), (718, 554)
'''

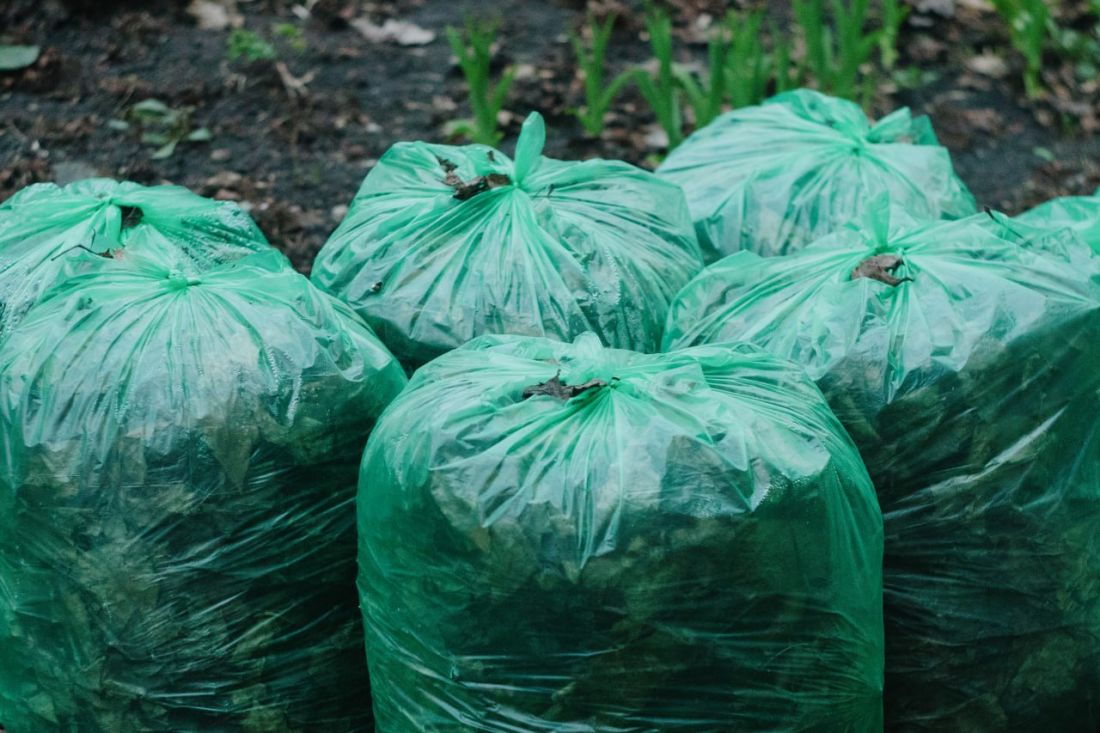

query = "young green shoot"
(634, 4), (684, 149)
(446, 18), (516, 146)
(830, 0), (878, 100)
(772, 23), (800, 93)
(1047, 10), (1100, 86)
(675, 21), (729, 129)
(793, 0), (881, 102)
(726, 10), (771, 110)
(795, 0), (828, 90)
(989, 0), (1051, 98)
(879, 0), (909, 70)
(570, 13), (633, 138)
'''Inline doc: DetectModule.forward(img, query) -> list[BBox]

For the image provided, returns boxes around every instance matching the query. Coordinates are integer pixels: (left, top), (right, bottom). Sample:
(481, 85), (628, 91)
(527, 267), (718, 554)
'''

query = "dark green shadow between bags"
(0, 238), (406, 731)
(311, 112), (704, 372)
(656, 89), (977, 262)
(358, 333), (884, 732)
(664, 206), (1100, 732)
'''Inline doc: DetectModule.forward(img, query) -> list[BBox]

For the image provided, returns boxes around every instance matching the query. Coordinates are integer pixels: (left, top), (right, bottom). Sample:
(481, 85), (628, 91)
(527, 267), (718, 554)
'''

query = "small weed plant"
(226, 29), (277, 63)
(445, 18), (516, 145)
(570, 13), (634, 137)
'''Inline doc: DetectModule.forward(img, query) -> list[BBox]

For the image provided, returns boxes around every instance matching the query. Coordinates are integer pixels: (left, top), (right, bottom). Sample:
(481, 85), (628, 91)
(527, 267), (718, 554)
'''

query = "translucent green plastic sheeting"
(0, 178), (277, 341)
(358, 333), (885, 733)
(312, 112), (704, 371)
(656, 89), (977, 261)
(1018, 189), (1100, 250)
(0, 244), (407, 732)
(664, 207), (1100, 732)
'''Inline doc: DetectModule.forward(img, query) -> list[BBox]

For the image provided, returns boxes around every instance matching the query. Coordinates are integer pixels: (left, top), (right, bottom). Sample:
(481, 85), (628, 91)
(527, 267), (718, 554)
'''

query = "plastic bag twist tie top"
(90, 184), (145, 250)
(100, 203), (123, 244)
(510, 112), (546, 187)
(851, 254), (911, 286)
(165, 268), (202, 290)
(522, 333), (621, 399)
(437, 114), (548, 198)
(561, 332), (613, 381)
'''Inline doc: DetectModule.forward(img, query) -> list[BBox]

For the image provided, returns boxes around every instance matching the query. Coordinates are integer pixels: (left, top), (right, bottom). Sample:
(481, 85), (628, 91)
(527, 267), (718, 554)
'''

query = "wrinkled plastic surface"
(0, 178), (276, 341)
(664, 208), (1100, 732)
(656, 89), (977, 261)
(1018, 189), (1100, 250)
(312, 113), (704, 370)
(0, 243), (407, 732)
(359, 332), (884, 732)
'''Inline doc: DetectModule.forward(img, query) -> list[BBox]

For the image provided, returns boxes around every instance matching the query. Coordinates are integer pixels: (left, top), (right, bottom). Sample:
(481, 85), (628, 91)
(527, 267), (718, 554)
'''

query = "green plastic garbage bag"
(664, 207), (1100, 732)
(0, 178), (275, 341)
(0, 244), (407, 732)
(311, 112), (704, 371)
(1018, 189), (1100, 250)
(359, 332), (885, 732)
(656, 89), (977, 261)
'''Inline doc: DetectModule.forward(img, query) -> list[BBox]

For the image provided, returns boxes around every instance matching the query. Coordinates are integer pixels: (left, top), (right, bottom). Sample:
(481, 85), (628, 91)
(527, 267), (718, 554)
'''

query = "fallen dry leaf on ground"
(966, 52), (1009, 78)
(350, 18), (435, 46)
(185, 0), (242, 30)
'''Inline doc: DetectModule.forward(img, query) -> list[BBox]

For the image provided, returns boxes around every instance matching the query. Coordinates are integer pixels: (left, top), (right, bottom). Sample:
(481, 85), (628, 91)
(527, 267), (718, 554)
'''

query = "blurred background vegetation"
(2, 0), (1098, 269)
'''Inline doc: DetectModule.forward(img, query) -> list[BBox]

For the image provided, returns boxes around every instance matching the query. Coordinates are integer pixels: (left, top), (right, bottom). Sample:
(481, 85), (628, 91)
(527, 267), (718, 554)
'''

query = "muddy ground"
(2, 0), (1099, 272)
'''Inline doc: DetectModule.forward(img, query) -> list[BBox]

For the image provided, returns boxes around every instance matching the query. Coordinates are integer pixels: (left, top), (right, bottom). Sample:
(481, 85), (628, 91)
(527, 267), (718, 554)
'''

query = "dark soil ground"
(2, 0), (1099, 273)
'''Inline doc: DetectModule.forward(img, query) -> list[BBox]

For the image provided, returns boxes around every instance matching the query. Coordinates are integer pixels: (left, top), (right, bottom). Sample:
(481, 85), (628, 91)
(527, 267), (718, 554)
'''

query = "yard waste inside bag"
(656, 89), (976, 261)
(0, 178), (276, 341)
(358, 332), (885, 732)
(664, 205), (1100, 732)
(311, 112), (703, 371)
(1018, 188), (1100, 250)
(0, 243), (407, 732)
